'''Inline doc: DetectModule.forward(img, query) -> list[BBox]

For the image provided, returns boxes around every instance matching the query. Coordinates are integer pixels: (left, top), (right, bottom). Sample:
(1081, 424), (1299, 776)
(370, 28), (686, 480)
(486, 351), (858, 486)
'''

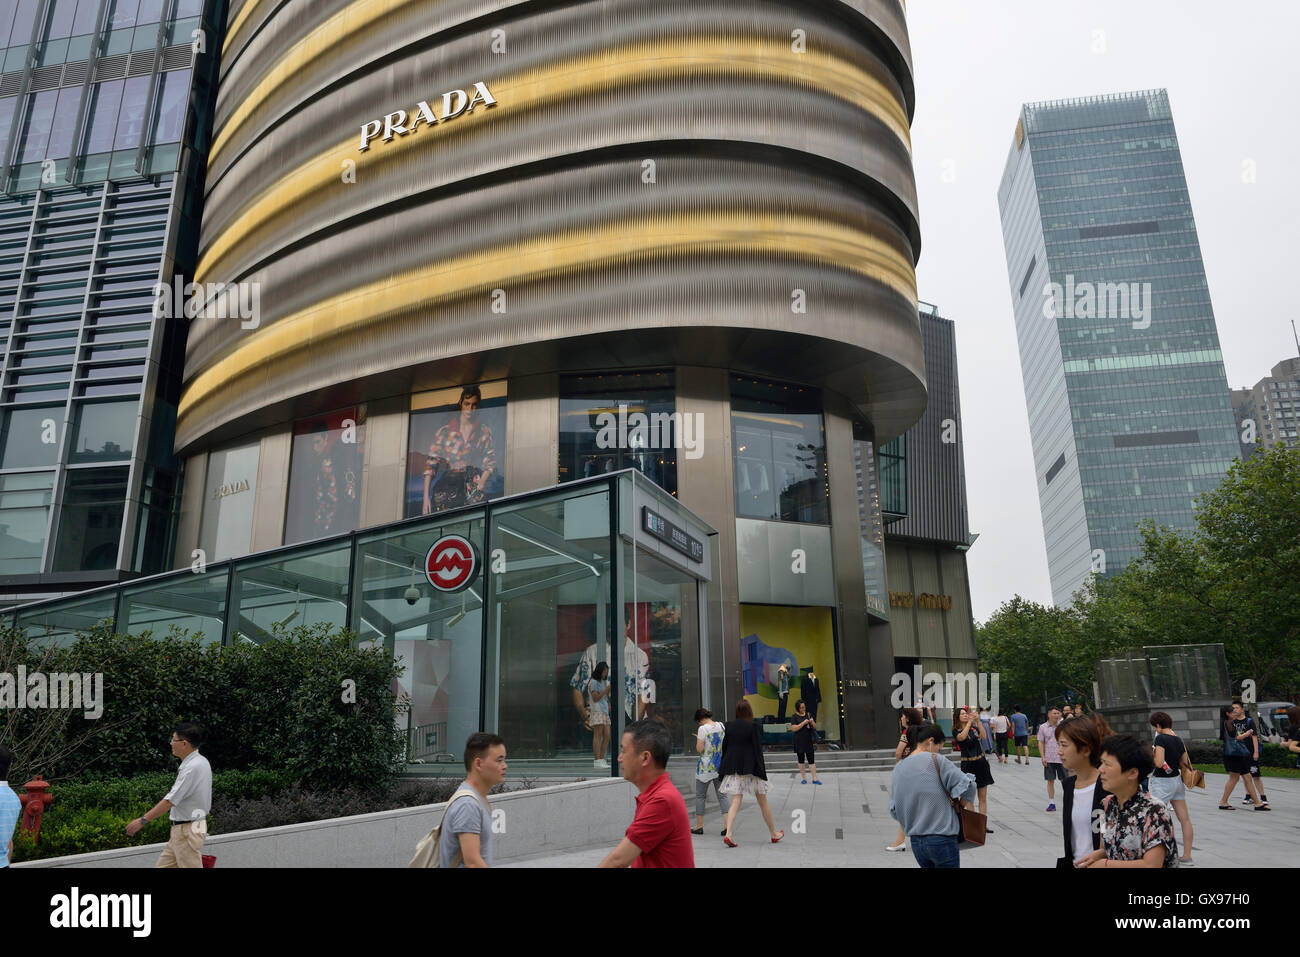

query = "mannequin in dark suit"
(801, 670), (821, 721)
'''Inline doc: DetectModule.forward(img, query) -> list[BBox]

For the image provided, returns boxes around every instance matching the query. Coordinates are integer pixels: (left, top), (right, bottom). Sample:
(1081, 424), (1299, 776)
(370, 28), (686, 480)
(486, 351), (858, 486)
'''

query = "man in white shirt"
(125, 722), (212, 868)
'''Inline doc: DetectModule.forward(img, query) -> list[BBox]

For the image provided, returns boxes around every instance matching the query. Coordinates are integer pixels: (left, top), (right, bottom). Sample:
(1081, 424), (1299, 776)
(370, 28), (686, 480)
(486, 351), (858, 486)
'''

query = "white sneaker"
(594, 759), (605, 768)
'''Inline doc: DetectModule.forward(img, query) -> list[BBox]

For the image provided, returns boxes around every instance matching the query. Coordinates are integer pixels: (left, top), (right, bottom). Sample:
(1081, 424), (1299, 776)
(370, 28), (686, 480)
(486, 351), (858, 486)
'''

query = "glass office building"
(0, 0), (224, 604)
(997, 90), (1240, 606)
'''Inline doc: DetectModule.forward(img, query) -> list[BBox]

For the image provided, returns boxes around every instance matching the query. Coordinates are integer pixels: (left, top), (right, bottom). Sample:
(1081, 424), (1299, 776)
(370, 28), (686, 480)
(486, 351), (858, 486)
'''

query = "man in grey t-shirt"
(440, 732), (507, 868)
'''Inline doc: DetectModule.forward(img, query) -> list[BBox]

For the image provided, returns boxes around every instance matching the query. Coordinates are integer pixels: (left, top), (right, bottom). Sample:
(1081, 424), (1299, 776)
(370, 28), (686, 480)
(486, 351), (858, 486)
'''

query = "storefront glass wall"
(731, 376), (829, 524)
(559, 371), (677, 494)
(4, 473), (715, 775)
(352, 512), (486, 764)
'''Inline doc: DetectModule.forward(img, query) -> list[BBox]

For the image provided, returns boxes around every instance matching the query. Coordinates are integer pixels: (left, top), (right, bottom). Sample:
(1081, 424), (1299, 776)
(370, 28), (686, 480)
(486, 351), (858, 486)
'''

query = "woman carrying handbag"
(1149, 712), (1196, 866)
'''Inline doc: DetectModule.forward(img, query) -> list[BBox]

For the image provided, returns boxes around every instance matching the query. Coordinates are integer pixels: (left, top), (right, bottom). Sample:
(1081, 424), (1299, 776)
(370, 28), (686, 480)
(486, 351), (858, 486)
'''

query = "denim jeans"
(910, 834), (960, 869)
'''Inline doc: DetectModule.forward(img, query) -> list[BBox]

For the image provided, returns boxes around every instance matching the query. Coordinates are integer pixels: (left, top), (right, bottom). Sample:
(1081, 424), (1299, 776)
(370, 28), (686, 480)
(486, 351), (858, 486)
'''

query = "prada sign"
(359, 81), (498, 151)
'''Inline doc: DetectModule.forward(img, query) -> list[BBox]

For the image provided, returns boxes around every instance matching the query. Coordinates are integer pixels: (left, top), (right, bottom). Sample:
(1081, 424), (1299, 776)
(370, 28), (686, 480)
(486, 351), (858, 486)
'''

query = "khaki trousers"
(156, 822), (206, 868)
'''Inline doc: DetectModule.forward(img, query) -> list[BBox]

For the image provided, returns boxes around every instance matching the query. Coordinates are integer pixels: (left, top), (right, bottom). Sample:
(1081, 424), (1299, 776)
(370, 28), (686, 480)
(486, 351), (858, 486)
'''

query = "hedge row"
(2, 621), (407, 790)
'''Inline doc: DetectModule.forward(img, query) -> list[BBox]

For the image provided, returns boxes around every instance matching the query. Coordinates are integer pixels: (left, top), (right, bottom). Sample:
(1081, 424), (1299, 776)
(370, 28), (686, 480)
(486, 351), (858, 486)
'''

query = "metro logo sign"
(424, 535), (478, 592)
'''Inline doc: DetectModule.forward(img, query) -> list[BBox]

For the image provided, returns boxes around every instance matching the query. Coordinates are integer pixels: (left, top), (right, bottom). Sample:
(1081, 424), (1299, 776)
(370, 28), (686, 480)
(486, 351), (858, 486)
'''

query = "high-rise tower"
(997, 90), (1239, 606)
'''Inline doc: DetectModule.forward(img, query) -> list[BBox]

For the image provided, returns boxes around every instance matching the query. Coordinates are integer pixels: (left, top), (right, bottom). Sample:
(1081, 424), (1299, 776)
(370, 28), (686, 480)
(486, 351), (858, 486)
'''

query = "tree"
(974, 596), (1109, 714)
(1072, 442), (1300, 699)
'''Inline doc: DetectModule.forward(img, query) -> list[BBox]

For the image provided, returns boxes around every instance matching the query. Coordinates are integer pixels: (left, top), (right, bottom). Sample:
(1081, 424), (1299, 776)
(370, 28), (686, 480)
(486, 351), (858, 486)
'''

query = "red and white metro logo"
(424, 535), (478, 592)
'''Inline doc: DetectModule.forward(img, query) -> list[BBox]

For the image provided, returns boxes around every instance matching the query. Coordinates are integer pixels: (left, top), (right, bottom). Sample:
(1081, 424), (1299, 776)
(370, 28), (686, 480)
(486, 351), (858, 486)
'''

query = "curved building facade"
(175, 0), (925, 749)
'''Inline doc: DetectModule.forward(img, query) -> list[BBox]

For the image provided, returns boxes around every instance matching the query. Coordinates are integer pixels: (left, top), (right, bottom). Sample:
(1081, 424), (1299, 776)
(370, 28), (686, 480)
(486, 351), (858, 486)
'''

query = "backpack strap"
(441, 787), (487, 868)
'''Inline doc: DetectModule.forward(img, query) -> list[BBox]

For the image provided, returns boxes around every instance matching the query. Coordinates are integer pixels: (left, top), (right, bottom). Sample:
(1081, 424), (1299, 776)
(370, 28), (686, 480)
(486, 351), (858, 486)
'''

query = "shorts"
(961, 756), (995, 789)
(588, 710), (609, 726)
(719, 774), (771, 796)
(1148, 774), (1186, 805)
(1224, 753), (1252, 775)
(1014, 735), (1028, 747)
(1043, 762), (1069, 782)
(795, 747), (815, 764)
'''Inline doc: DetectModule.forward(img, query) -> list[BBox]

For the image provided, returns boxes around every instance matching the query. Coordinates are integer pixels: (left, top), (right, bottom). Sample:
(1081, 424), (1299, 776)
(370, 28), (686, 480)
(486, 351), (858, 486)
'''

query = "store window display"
(284, 408), (364, 545)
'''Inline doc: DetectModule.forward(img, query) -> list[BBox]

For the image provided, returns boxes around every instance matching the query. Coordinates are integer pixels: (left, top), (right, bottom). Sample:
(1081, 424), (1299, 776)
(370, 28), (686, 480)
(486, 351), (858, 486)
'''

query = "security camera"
(404, 585), (420, 605)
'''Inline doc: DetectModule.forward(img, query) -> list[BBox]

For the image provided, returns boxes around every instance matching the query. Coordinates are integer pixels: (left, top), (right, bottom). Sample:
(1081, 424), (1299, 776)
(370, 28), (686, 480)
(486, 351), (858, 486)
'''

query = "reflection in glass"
(1, 406), (63, 469)
(486, 488), (612, 766)
(120, 567), (227, 645)
(112, 76), (150, 151)
(17, 591), (116, 648)
(284, 408), (364, 545)
(227, 540), (351, 645)
(70, 400), (136, 462)
(0, 472), (55, 575)
(83, 80), (125, 155)
(731, 376), (828, 523)
(150, 69), (191, 145)
(353, 515), (485, 764)
(198, 441), (259, 562)
(52, 466), (128, 571)
(559, 371), (677, 494)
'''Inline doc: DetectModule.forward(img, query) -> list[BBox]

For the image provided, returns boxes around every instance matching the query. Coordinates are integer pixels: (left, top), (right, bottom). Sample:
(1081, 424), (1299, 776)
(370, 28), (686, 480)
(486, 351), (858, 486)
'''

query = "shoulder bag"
(1179, 745), (1205, 789)
(408, 787), (485, 868)
(930, 752), (986, 849)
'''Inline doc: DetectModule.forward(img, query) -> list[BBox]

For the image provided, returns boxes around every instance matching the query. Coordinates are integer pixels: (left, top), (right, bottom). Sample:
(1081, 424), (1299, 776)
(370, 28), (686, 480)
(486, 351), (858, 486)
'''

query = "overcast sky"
(905, 0), (1300, 622)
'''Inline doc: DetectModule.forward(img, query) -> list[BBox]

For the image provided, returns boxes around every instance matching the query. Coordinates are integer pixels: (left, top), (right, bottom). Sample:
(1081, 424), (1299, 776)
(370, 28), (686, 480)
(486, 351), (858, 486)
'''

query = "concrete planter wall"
(1100, 703), (1223, 742)
(17, 777), (636, 868)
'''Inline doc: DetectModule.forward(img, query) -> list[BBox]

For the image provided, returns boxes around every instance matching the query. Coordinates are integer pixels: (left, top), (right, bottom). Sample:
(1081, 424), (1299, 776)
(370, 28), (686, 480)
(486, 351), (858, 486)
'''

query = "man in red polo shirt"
(598, 719), (694, 868)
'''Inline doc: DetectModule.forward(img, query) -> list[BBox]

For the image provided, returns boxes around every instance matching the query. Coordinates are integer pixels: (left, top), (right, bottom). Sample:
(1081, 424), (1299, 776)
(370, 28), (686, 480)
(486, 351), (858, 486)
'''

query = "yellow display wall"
(739, 604), (840, 741)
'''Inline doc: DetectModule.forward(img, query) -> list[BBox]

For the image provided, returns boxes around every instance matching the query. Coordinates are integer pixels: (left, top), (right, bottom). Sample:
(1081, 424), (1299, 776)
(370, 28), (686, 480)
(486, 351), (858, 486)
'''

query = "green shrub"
(1188, 740), (1295, 768)
(3, 621), (406, 791)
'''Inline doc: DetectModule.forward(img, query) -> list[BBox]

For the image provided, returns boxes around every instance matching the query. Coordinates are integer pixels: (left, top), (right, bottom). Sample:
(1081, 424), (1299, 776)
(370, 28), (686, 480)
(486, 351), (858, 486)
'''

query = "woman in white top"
(991, 711), (1010, 764)
(1055, 713), (1112, 867)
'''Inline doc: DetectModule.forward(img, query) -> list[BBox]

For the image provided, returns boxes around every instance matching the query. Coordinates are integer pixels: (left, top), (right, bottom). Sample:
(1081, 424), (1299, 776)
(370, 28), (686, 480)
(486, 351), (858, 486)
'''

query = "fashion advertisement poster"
(556, 603), (682, 747)
(405, 383), (506, 518)
(739, 604), (839, 740)
(284, 407), (365, 545)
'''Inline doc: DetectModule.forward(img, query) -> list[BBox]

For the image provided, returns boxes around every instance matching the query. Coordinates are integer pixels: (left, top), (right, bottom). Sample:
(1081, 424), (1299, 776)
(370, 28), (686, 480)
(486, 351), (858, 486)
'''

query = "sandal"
(1253, 804), (1271, 811)
(1217, 804), (1236, 810)
(771, 830), (785, 843)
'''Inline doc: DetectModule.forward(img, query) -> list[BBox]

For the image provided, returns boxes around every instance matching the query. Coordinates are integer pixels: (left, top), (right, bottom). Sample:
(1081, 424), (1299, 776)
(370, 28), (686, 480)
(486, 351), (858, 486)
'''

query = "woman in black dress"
(718, 699), (784, 847)
(953, 707), (994, 829)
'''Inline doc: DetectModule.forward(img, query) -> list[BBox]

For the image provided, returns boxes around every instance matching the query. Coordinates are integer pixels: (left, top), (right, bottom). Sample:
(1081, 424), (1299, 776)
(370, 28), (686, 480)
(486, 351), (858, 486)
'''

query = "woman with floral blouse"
(1077, 734), (1179, 868)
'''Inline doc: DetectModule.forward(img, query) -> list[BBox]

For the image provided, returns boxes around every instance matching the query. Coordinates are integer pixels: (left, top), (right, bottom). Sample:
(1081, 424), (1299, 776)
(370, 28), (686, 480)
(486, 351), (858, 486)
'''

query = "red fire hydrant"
(19, 776), (53, 842)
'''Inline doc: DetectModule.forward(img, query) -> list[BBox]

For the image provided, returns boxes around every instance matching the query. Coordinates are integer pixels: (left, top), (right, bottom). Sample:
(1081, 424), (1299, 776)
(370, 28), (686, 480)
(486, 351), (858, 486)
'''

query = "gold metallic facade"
(181, 0), (924, 452)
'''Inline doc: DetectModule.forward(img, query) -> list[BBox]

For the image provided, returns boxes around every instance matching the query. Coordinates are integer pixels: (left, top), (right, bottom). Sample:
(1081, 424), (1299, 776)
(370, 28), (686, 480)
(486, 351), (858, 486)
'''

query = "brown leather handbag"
(931, 753), (986, 848)
(1180, 753), (1205, 789)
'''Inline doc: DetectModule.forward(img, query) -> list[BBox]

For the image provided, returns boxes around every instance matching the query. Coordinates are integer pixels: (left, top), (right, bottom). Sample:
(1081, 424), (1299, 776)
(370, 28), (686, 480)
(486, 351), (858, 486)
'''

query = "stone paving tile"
(500, 762), (1299, 868)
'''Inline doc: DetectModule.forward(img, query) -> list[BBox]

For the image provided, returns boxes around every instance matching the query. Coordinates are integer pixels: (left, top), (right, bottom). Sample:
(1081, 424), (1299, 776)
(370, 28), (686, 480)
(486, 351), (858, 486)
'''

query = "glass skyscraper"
(0, 0), (223, 604)
(997, 89), (1240, 606)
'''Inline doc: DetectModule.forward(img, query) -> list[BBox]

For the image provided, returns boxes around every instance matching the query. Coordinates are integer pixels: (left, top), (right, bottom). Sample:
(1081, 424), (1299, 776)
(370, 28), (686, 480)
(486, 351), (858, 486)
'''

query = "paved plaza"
(502, 760), (1299, 868)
